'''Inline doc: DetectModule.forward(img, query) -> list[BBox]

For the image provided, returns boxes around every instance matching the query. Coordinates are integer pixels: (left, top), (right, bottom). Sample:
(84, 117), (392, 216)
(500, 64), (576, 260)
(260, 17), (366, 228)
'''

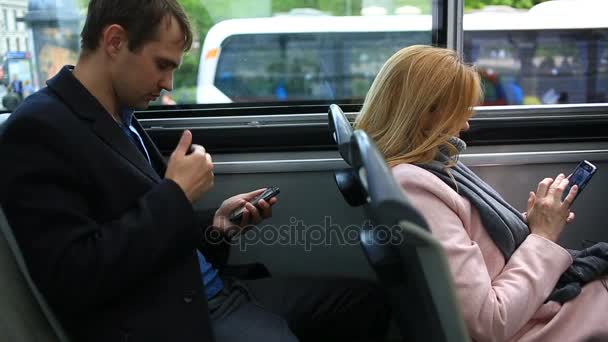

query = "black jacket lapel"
(46, 66), (161, 183)
(132, 117), (168, 177)
(91, 117), (161, 182)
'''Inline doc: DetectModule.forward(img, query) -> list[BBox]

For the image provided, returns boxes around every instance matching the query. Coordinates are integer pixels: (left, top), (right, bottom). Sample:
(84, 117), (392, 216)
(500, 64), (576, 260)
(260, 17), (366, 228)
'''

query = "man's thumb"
(176, 130), (192, 155)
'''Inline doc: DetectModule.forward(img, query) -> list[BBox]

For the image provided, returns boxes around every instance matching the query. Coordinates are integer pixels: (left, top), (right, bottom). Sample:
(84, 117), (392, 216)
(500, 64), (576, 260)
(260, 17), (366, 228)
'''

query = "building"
(0, 0), (30, 56)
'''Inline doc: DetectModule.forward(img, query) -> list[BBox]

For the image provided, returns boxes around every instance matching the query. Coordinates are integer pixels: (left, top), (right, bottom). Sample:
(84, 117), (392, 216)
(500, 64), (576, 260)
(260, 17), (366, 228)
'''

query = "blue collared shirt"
(119, 109), (224, 300)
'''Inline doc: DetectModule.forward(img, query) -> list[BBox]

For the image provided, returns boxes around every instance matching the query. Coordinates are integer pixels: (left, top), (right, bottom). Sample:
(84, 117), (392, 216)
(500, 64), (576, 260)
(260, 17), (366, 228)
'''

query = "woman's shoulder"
(392, 163), (429, 176)
(392, 163), (462, 203)
(392, 163), (448, 188)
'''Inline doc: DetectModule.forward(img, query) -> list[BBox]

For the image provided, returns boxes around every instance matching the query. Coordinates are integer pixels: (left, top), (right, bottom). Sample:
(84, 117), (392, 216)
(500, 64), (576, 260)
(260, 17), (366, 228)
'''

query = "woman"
(355, 45), (608, 341)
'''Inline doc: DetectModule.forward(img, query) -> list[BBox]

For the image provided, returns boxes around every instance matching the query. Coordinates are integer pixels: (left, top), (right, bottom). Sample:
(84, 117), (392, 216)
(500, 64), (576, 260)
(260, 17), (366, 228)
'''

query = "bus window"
(465, 29), (607, 105)
(198, 4), (606, 107)
(214, 31), (430, 103)
(463, 2), (607, 106)
(197, 15), (433, 104)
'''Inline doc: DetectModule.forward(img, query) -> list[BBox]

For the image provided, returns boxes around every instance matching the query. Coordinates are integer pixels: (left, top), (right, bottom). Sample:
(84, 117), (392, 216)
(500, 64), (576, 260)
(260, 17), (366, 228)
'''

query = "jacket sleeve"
(195, 208), (232, 267)
(134, 115), (229, 267)
(393, 165), (573, 342)
(0, 116), (204, 315)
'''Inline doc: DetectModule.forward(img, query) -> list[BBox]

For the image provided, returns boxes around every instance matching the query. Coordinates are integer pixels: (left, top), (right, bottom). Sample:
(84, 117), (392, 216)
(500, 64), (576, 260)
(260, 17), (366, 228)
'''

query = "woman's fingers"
(536, 177), (554, 197)
(547, 174), (565, 195)
(566, 211), (576, 224)
(562, 184), (578, 207)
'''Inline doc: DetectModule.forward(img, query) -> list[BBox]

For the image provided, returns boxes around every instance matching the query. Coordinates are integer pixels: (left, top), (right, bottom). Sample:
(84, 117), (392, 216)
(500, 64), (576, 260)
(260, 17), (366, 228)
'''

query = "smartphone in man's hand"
(562, 160), (597, 202)
(229, 186), (280, 223)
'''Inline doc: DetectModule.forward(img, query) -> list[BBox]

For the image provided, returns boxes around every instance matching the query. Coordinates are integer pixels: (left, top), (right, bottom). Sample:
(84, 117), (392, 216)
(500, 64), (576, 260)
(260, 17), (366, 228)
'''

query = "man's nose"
(159, 73), (174, 92)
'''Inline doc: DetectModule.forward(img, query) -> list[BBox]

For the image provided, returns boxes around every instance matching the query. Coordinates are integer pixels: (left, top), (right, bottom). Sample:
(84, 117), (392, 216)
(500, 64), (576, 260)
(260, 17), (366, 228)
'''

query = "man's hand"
(212, 188), (278, 237)
(165, 130), (214, 203)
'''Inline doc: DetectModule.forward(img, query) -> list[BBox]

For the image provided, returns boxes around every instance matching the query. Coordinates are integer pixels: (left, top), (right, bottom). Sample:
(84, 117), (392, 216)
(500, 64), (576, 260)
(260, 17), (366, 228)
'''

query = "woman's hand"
(526, 174), (577, 242)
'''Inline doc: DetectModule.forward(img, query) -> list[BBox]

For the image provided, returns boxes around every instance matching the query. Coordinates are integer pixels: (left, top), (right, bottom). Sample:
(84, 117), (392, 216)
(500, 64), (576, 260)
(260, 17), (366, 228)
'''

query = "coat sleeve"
(0, 115), (204, 315)
(393, 165), (573, 342)
(132, 117), (228, 267)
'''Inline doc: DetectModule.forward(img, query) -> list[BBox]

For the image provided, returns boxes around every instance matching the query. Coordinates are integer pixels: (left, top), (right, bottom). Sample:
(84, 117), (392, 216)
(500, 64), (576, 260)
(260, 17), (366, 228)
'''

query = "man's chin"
(133, 102), (151, 110)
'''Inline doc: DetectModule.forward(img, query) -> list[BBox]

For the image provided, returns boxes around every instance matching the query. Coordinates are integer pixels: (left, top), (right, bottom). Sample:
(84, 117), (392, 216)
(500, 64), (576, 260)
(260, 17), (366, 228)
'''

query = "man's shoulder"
(1, 88), (76, 144)
(17, 87), (66, 112)
(7, 88), (71, 125)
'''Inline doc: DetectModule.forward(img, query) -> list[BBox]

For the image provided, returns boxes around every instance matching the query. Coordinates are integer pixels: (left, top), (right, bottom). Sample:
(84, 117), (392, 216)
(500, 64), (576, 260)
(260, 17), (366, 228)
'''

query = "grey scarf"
(417, 138), (529, 259)
(417, 137), (608, 303)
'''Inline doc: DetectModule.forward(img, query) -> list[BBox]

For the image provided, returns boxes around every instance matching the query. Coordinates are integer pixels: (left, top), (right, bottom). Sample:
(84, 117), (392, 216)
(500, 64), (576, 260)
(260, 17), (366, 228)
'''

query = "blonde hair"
(355, 45), (482, 167)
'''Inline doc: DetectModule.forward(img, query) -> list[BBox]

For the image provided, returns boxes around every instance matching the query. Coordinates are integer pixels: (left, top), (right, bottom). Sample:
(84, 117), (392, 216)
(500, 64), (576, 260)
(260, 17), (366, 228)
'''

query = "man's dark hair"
(80, 0), (193, 53)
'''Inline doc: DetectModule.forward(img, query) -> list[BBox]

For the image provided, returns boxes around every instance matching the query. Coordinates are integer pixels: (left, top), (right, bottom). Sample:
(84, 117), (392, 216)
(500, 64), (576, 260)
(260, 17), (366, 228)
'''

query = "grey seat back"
(0, 206), (69, 341)
(327, 104), (353, 164)
(328, 104), (368, 206)
(347, 130), (470, 342)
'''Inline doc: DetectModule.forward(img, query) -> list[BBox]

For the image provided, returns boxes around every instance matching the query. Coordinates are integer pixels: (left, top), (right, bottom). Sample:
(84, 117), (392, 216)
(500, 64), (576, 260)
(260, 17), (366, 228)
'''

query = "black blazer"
(0, 67), (219, 342)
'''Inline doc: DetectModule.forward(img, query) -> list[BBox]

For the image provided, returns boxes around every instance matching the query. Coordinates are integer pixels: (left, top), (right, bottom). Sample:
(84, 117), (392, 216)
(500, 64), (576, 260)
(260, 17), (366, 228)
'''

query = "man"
(0, 1), (389, 341)
(22, 80), (35, 98)
(10, 75), (23, 100)
(2, 87), (20, 111)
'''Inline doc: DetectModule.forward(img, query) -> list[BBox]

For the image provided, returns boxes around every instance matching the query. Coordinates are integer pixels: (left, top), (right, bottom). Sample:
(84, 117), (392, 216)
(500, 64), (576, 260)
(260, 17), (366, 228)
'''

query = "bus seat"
(328, 104), (353, 163)
(347, 130), (470, 342)
(0, 206), (70, 341)
(328, 104), (367, 206)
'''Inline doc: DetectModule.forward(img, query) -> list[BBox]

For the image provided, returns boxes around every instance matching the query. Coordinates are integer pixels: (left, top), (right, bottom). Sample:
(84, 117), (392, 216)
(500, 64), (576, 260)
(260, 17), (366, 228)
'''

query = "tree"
(465, 0), (550, 11)
(171, 0), (215, 103)
(272, 0), (362, 16)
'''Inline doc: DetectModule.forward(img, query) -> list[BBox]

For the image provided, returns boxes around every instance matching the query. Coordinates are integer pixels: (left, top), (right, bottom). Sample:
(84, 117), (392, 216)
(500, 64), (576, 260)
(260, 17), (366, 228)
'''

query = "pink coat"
(392, 163), (608, 342)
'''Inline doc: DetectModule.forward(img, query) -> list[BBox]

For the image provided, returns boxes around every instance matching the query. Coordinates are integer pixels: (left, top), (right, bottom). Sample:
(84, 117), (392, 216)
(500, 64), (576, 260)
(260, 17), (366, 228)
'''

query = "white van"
(196, 15), (432, 104)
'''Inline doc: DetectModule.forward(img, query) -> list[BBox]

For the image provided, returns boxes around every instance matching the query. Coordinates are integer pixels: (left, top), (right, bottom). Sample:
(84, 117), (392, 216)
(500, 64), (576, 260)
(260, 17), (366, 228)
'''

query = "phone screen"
(562, 161), (596, 201)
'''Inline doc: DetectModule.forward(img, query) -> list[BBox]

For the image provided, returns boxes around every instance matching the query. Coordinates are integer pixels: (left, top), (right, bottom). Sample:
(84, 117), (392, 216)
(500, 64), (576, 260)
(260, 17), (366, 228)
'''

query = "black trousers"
(209, 276), (391, 341)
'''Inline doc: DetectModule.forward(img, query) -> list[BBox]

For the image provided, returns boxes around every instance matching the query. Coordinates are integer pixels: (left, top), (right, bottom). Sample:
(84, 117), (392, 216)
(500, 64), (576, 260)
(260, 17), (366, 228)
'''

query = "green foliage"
(318, 0), (363, 16)
(272, 0), (363, 16)
(465, 0), (550, 11)
(75, 0), (89, 10)
(172, 0), (215, 101)
(171, 86), (198, 104)
(179, 0), (214, 37)
(395, 0), (432, 14)
(272, 0), (318, 13)
(204, 0), (272, 21)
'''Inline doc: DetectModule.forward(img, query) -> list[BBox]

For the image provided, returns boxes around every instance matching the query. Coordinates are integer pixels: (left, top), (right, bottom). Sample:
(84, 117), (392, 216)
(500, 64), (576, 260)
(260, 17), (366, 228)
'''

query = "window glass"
(1, 0), (435, 110)
(215, 31), (430, 103)
(463, 0), (607, 106)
